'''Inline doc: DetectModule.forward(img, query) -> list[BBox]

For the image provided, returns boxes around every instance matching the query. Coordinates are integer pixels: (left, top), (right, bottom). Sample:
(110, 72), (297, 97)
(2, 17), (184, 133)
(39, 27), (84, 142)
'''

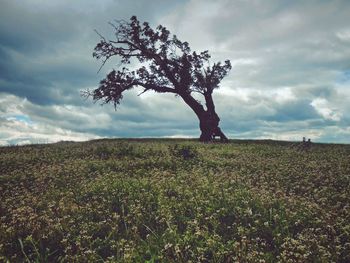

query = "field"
(0, 139), (349, 262)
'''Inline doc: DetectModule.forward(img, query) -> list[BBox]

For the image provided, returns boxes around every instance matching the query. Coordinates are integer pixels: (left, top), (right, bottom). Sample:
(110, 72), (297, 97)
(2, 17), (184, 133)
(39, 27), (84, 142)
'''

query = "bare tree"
(85, 16), (231, 142)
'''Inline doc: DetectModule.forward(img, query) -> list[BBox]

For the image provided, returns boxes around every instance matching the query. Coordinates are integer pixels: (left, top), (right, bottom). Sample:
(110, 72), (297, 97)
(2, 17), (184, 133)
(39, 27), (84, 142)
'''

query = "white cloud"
(310, 98), (342, 121)
(336, 29), (350, 41)
(256, 129), (323, 142)
(0, 93), (100, 145)
(272, 87), (297, 104)
(0, 117), (100, 146)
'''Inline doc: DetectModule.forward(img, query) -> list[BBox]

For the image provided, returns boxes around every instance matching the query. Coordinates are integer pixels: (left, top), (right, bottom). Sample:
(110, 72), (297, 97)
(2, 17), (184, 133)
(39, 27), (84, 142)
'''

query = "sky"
(1, 0), (350, 145)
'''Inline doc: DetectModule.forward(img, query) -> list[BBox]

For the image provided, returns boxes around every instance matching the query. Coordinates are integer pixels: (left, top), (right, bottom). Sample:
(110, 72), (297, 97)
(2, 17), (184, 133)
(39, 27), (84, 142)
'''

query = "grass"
(0, 139), (349, 262)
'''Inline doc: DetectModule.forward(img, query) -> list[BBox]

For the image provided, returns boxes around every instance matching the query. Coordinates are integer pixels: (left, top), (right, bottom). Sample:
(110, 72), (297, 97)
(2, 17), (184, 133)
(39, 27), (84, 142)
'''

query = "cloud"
(1, 0), (350, 144)
(310, 98), (342, 121)
(0, 116), (100, 146)
(0, 93), (99, 145)
(0, 90), (199, 144)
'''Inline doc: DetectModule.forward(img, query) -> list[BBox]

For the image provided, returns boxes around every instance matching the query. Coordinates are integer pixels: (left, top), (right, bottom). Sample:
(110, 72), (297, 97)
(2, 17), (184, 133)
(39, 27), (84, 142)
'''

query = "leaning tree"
(86, 16), (231, 142)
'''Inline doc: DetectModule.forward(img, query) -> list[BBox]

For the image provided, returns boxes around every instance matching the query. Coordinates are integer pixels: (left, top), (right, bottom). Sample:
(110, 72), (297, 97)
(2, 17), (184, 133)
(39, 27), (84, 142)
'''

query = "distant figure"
(305, 138), (312, 149)
(299, 137), (312, 151)
(294, 137), (312, 151)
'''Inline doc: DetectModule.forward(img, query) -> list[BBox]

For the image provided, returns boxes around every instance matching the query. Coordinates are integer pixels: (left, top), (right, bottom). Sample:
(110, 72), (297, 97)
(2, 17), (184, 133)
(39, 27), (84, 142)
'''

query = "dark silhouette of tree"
(85, 16), (231, 142)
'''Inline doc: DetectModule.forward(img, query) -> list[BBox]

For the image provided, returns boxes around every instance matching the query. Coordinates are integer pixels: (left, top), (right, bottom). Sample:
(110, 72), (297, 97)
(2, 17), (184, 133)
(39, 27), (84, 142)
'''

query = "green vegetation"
(1, 139), (349, 262)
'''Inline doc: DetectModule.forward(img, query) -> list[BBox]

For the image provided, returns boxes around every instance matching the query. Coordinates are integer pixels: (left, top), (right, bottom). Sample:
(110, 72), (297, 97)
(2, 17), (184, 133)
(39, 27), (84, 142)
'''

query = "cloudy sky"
(1, 0), (350, 145)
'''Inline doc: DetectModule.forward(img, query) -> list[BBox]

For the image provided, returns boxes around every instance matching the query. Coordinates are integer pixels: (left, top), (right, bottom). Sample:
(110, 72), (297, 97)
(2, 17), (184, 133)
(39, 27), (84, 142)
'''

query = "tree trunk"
(179, 92), (228, 143)
(199, 111), (228, 142)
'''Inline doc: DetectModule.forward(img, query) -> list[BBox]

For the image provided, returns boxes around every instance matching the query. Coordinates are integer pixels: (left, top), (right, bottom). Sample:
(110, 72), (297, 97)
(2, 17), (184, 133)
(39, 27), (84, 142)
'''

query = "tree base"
(199, 127), (229, 143)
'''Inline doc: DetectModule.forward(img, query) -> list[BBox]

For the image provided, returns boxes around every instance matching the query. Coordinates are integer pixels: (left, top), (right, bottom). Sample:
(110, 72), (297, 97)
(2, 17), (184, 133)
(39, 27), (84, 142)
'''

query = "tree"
(85, 16), (231, 142)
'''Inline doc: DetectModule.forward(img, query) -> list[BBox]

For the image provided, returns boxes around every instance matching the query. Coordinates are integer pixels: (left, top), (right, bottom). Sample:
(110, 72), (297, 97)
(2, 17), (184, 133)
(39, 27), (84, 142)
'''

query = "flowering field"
(1, 139), (349, 262)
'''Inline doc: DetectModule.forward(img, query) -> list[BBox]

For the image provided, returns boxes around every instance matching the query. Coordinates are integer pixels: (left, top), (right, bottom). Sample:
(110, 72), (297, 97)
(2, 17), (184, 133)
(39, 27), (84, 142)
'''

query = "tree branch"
(134, 82), (176, 94)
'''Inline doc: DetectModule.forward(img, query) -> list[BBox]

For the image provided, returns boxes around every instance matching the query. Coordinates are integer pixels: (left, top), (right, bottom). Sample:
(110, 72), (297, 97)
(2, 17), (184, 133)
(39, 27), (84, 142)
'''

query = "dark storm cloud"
(0, 0), (184, 105)
(0, 1), (93, 105)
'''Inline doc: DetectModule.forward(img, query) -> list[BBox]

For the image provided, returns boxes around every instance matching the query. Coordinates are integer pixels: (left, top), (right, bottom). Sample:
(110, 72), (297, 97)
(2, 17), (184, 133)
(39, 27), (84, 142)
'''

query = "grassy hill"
(1, 139), (349, 262)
